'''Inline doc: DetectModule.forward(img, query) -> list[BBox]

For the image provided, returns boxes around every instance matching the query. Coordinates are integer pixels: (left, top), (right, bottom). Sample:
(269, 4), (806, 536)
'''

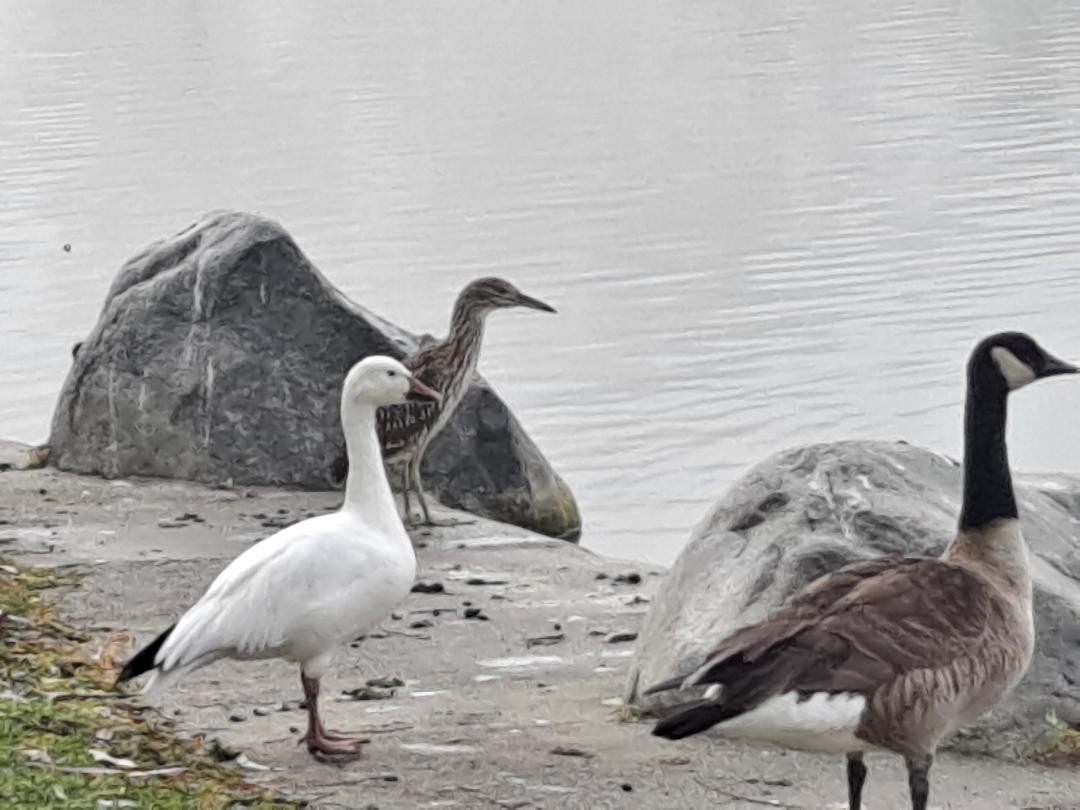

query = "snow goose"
(117, 355), (440, 757)
(647, 331), (1076, 810)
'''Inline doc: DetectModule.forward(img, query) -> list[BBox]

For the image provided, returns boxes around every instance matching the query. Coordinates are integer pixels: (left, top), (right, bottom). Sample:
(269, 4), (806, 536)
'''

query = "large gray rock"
(49, 211), (581, 540)
(628, 440), (1080, 757)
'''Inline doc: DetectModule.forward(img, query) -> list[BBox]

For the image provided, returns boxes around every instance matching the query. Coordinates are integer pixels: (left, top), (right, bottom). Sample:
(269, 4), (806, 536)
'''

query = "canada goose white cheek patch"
(991, 347), (1036, 390)
(716, 691), (867, 754)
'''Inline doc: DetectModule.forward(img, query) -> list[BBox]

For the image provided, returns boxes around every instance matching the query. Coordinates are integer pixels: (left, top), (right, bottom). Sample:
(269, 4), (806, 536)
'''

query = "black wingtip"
(651, 700), (733, 741)
(115, 623), (175, 685)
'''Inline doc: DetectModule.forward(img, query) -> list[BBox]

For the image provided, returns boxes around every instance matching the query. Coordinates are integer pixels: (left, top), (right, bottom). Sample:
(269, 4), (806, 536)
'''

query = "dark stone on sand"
(628, 440), (1080, 756)
(411, 581), (444, 594)
(47, 211), (580, 540)
(526, 633), (565, 648)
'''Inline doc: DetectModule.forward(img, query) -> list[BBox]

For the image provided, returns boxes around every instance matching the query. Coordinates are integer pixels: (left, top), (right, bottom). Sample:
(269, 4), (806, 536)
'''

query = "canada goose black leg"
(904, 753), (932, 810)
(846, 752), (867, 810)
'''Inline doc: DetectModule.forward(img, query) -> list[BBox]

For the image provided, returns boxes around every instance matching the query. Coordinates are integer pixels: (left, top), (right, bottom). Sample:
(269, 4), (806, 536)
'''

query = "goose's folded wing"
(378, 400), (440, 450)
(683, 559), (1007, 710)
(154, 517), (366, 674)
(376, 347), (451, 451)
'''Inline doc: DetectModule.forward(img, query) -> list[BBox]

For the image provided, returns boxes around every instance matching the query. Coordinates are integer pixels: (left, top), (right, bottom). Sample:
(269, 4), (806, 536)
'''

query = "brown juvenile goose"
(647, 331), (1076, 810)
(331, 277), (555, 525)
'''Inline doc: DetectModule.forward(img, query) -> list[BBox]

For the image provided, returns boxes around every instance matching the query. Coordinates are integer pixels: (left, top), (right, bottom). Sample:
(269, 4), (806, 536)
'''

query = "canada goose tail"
(652, 699), (739, 740)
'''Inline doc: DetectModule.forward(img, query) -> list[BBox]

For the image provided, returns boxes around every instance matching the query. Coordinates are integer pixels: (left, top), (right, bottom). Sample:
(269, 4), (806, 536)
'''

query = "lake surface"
(3, 1), (1080, 566)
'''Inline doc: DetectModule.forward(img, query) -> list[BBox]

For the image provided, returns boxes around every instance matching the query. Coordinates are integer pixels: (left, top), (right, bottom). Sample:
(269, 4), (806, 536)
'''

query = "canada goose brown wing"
(687, 559), (1007, 711)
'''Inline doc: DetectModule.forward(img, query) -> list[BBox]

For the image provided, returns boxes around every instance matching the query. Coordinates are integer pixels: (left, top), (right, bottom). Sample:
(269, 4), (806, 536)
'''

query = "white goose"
(117, 355), (440, 756)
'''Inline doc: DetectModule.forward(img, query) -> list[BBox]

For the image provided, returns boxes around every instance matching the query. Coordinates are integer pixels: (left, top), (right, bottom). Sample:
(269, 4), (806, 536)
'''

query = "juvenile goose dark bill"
(647, 331), (1076, 810)
(514, 291), (557, 313)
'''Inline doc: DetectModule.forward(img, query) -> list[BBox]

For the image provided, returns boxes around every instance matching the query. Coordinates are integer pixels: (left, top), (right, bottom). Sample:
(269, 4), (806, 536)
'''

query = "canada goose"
(646, 331), (1076, 810)
(330, 277), (556, 526)
(117, 356), (440, 757)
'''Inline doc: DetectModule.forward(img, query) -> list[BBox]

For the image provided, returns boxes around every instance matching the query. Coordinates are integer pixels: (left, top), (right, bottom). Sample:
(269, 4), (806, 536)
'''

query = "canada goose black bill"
(647, 331), (1075, 810)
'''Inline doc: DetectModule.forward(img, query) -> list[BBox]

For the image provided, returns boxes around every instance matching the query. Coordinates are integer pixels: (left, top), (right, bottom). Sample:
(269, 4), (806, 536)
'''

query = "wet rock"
(628, 440), (1080, 756)
(411, 581), (445, 594)
(0, 441), (50, 472)
(47, 211), (580, 540)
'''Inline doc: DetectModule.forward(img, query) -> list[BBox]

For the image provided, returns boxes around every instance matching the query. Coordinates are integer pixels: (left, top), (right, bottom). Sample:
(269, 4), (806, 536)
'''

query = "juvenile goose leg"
(300, 672), (367, 755)
(399, 463), (415, 525)
(904, 753), (932, 810)
(410, 454), (474, 527)
(846, 752), (868, 810)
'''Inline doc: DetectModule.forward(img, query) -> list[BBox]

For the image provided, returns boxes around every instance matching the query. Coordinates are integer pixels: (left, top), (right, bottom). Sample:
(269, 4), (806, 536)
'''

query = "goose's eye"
(388, 371), (397, 377)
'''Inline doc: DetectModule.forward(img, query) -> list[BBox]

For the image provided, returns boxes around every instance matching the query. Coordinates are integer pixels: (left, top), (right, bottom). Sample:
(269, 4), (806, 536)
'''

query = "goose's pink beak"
(408, 377), (442, 403)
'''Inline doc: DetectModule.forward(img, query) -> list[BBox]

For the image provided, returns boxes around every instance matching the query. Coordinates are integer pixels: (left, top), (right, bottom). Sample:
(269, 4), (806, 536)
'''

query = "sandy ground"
(2, 459), (1079, 809)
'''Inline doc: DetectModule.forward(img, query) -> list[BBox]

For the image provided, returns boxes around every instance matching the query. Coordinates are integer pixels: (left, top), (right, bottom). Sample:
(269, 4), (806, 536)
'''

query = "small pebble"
(411, 581), (445, 594)
(253, 707), (271, 717)
(526, 634), (565, 648)
(604, 631), (638, 644)
(613, 573), (642, 585)
(551, 745), (594, 758)
(366, 676), (405, 689)
(228, 713), (245, 723)
(410, 620), (433, 629)
(463, 607), (489, 621)
(620, 783), (633, 792)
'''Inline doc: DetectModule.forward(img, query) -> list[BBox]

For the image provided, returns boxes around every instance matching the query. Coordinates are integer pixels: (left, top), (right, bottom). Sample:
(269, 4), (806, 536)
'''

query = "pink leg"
(300, 671), (368, 756)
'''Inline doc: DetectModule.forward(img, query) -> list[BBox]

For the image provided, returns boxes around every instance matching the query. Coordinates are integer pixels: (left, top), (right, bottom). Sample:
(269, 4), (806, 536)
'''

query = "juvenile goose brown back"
(647, 331), (1077, 810)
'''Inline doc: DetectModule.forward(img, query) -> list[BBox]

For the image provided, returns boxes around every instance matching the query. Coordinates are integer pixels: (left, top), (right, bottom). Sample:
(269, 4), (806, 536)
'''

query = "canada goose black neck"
(958, 349), (1015, 531)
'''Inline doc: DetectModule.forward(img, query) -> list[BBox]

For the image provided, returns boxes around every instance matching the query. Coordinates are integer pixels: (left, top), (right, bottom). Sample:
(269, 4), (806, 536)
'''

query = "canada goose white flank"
(647, 331), (1077, 810)
(117, 355), (440, 757)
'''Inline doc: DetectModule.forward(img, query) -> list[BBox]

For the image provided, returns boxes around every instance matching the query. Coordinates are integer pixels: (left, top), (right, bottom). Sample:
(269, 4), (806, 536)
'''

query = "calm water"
(3, 1), (1080, 565)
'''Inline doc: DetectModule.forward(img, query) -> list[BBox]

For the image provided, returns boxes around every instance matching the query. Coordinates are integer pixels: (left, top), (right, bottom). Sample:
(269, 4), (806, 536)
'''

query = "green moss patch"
(1028, 712), (1080, 767)
(0, 559), (299, 808)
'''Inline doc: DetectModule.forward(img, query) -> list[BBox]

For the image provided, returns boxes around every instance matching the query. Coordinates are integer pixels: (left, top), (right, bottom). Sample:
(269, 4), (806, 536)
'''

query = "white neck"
(340, 401), (406, 540)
